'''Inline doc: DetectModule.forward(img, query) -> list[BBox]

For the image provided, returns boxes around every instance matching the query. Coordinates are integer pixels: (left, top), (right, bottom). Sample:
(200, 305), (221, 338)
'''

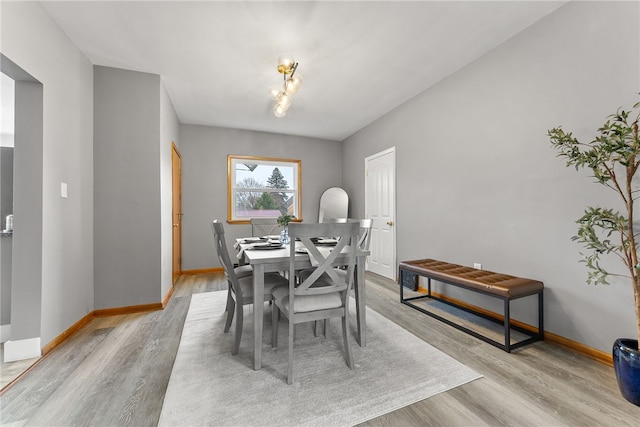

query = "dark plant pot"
(613, 338), (640, 406)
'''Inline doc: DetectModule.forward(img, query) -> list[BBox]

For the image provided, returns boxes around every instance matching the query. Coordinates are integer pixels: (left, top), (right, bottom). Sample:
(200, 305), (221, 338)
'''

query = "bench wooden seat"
(399, 259), (544, 352)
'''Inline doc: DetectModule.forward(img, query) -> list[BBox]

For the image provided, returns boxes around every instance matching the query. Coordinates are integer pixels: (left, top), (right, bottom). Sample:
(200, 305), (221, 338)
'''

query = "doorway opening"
(1, 54), (44, 389)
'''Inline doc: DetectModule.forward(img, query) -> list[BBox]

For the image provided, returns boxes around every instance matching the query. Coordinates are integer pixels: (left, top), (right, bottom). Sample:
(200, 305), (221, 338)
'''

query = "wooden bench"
(399, 259), (544, 352)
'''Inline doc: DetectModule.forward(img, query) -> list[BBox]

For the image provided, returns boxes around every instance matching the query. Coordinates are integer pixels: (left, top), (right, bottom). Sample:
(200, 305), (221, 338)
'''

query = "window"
(227, 155), (302, 223)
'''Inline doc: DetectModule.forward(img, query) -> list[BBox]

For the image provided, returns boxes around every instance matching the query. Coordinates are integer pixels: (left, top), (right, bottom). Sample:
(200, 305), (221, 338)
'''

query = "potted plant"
(277, 213), (295, 244)
(548, 96), (640, 406)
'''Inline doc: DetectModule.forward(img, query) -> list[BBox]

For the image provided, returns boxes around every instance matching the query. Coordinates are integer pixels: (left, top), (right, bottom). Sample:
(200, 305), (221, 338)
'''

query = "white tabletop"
(240, 240), (358, 266)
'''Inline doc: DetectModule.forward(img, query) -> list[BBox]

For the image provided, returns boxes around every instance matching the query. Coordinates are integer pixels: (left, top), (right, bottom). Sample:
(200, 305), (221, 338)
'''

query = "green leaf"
(549, 96), (640, 285)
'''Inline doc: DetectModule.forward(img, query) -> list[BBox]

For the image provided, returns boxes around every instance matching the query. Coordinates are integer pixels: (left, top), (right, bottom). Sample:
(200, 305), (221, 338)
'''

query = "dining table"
(236, 237), (369, 370)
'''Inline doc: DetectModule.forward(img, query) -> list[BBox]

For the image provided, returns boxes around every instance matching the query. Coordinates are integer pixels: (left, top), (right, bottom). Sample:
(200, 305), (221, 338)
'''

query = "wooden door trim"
(172, 142), (182, 284)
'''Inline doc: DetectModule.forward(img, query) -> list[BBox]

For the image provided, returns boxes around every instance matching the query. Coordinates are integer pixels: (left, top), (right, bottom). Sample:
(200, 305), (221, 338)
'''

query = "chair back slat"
(211, 220), (242, 298)
(250, 217), (279, 237)
(288, 222), (359, 306)
(330, 218), (372, 251)
(357, 218), (373, 251)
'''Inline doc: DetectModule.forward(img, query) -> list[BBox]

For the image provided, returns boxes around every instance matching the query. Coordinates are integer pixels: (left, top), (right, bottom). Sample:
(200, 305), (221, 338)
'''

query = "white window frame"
(227, 155), (302, 223)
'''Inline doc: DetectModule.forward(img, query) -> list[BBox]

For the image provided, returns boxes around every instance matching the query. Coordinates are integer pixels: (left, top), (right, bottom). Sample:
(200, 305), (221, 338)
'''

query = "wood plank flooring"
(1, 272), (639, 426)
(0, 344), (40, 389)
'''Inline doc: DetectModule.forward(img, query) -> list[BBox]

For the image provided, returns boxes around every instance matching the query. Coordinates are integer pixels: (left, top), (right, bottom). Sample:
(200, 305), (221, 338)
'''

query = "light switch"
(61, 182), (68, 198)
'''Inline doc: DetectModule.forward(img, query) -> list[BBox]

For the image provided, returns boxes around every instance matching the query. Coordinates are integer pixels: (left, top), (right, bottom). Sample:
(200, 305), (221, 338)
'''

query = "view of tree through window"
(228, 156), (301, 222)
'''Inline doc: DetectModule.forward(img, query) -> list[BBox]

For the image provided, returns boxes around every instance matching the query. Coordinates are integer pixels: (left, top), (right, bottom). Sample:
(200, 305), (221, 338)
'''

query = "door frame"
(364, 146), (396, 280)
(171, 142), (182, 284)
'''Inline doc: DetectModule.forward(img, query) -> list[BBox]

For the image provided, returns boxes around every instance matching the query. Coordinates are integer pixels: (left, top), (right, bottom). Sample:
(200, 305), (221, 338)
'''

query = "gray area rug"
(158, 291), (482, 427)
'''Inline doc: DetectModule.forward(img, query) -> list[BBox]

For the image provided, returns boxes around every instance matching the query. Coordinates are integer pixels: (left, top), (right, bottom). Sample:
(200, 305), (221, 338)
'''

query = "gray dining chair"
(355, 218), (373, 252)
(211, 220), (288, 355)
(332, 218), (373, 250)
(250, 217), (280, 237)
(299, 218), (372, 336)
(271, 221), (359, 384)
(222, 236), (253, 314)
(298, 218), (372, 281)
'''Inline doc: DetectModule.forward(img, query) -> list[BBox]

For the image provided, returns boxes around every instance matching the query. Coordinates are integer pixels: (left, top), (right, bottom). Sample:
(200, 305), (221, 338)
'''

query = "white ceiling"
(41, 1), (567, 141)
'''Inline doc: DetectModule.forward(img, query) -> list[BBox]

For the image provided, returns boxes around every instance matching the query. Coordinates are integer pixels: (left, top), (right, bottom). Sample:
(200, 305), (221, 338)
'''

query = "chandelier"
(269, 54), (302, 118)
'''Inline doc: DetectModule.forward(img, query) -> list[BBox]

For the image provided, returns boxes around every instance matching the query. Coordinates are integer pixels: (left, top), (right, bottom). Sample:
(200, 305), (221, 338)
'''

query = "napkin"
(237, 243), (261, 259)
(236, 239), (282, 258)
(233, 237), (264, 249)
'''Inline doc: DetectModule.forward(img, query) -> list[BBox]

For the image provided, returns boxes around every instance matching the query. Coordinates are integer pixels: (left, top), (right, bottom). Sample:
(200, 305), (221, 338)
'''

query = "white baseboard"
(3, 337), (41, 362)
(0, 324), (10, 343)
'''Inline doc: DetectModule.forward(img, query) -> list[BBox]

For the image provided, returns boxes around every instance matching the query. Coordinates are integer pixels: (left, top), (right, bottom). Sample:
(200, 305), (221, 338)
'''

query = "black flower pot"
(613, 338), (640, 406)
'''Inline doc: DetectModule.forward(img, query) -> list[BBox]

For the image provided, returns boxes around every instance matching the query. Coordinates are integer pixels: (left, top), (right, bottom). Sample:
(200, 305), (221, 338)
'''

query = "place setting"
(234, 236), (284, 258)
(310, 237), (339, 246)
(247, 241), (283, 251)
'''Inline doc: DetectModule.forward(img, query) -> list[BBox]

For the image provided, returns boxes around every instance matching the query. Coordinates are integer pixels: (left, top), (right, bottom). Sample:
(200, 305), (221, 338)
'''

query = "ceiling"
(41, 1), (567, 141)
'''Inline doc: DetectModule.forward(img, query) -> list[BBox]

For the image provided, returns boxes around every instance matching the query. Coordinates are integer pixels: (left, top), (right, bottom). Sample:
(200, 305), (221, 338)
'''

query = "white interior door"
(365, 147), (396, 280)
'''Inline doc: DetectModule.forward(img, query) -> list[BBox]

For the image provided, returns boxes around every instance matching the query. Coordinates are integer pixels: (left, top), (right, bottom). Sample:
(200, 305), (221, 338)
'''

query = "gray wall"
(179, 125), (342, 270)
(0, 148), (13, 229)
(342, 1), (639, 352)
(0, 148), (13, 327)
(1, 2), (94, 346)
(94, 66), (163, 309)
(11, 80), (43, 341)
(0, 235), (10, 329)
(160, 81), (180, 297)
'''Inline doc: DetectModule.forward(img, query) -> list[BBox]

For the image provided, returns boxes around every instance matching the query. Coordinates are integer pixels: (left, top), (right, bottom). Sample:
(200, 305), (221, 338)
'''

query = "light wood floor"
(1, 272), (639, 426)
(0, 344), (40, 389)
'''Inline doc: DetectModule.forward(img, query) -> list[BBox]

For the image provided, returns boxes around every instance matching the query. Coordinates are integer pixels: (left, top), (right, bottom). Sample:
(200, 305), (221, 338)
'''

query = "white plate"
(250, 243), (283, 250)
(242, 237), (267, 243)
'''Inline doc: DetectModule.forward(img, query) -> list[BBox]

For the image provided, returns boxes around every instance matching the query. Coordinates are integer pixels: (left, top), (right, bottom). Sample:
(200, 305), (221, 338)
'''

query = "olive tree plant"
(548, 97), (640, 342)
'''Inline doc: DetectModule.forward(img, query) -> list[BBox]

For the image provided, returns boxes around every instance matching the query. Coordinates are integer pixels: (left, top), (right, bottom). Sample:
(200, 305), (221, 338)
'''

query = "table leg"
(253, 264), (265, 370)
(356, 255), (366, 347)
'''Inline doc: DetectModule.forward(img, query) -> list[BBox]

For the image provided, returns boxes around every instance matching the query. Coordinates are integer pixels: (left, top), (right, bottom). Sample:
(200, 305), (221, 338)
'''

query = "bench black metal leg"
(538, 290), (544, 340)
(504, 298), (511, 353)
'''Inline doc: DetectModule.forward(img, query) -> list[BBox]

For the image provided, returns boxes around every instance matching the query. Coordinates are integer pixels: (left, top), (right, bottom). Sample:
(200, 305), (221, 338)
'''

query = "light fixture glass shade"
(276, 92), (292, 109)
(274, 103), (287, 118)
(284, 75), (302, 95)
(277, 54), (295, 74)
(268, 87), (281, 100)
